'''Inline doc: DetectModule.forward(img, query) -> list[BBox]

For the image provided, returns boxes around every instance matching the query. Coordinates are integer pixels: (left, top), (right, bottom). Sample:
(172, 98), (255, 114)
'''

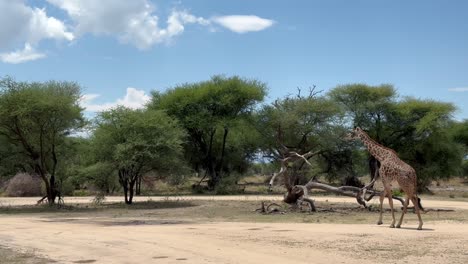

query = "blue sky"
(1, 0), (467, 119)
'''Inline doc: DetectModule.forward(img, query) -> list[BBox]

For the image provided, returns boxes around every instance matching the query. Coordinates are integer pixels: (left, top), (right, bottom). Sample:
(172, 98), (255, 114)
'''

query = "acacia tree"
(149, 76), (266, 189)
(92, 107), (185, 204)
(256, 88), (346, 189)
(390, 99), (463, 187)
(0, 135), (25, 177)
(0, 77), (85, 205)
(329, 84), (463, 190)
(450, 120), (468, 148)
(328, 84), (396, 183)
(449, 120), (468, 176)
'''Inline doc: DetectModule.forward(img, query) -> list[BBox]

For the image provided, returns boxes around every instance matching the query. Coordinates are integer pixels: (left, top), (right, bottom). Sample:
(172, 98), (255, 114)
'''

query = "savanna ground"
(1, 178), (467, 264)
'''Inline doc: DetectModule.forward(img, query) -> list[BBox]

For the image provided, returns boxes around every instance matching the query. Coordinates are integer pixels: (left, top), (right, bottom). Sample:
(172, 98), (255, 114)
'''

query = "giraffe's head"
(344, 126), (363, 141)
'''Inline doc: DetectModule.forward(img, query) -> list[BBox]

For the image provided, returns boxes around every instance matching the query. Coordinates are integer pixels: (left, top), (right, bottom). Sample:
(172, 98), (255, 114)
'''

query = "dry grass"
(0, 176), (466, 263)
(0, 246), (53, 264)
(427, 177), (468, 200)
(1, 199), (466, 225)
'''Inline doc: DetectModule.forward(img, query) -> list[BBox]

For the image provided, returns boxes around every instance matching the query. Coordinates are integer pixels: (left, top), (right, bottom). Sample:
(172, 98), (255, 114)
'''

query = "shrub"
(462, 160), (468, 178)
(214, 175), (245, 195)
(0, 178), (8, 195)
(92, 192), (106, 205)
(58, 178), (75, 196)
(5, 173), (43, 197)
(73, 189), (91, 196)
(392, 189), (404, 197)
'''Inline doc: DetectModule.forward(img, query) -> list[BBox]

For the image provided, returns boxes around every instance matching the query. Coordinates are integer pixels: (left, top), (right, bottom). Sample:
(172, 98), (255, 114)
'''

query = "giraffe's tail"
(416, 196), (425, 212)
(413, 173), (424, 212)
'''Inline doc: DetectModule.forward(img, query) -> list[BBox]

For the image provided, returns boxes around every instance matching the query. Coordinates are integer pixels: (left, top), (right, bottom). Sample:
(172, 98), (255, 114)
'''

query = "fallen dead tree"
(255, 201), (285, 214)
(298, 181), (405, 208)
(267, 148), (407, 211)
(267, 149), (320, 212)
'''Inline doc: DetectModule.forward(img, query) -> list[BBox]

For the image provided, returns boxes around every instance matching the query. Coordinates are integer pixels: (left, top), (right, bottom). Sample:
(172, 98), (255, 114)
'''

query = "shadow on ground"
(0, 200), (196, 214)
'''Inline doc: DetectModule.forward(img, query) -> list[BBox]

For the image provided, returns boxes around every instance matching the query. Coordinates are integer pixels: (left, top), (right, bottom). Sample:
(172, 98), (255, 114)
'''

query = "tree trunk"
(211, 127), (229, 189)
(49, 140), (59, 205)
(123, 183), (129, 204)
(207, 163), (216, 189)
(128, 180), (135, 204)
(207, 129), (217, 190)
(136, 176), (142, 196)
(36, 164), (56, 206)
(47, 174), (58, 206)
(119, 168), (139, 205)
(218, 127), (229, 173)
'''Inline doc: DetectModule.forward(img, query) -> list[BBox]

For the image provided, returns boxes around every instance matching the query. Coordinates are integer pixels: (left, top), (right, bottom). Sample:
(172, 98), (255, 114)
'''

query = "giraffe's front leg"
(382, 181), (396, 228)
(377, 189), (385, 225)
(396, 196), (410, 228)
(387, 191), (396, 228)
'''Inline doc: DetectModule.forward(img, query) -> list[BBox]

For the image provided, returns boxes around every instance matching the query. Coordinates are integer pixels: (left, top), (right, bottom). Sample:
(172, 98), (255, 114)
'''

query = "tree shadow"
(0, 200), (196, 214)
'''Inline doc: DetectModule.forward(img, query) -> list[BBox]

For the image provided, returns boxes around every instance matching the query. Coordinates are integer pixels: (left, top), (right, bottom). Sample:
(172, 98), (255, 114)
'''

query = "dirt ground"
(1, 195), (467, 264)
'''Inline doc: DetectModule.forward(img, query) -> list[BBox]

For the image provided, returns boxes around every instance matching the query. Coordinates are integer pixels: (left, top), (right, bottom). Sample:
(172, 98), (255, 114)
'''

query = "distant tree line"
(0, 76), (466, 204)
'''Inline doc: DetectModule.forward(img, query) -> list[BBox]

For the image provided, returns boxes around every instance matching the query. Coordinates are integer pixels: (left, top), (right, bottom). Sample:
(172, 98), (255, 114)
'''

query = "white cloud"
(212, 15), (275, 33)
(80, 93), (100, 104)
(448, 87), (468, 92)
(46, 1), (274, 47)
(0, 0), (73, 63)
(161, 10), (210, 40)
(46, 0), (209, 49)
(80, 88), (151, 112)
(1, 0), (276, 63)
(0, 43), (46, 64)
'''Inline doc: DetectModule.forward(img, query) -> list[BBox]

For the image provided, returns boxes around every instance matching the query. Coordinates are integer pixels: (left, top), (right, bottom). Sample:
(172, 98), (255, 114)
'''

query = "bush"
(0, 178), (8, 194)
(392, 189), (404, 197)
(462, 160), (468, 178)
(214, 175), (245, 195)
(73, 189), (91, 196)
(58, 178), (75, 196)
(5, 173), (43, 197)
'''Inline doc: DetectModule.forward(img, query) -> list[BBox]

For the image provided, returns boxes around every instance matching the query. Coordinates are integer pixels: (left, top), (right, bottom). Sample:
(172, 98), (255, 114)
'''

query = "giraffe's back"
(381, 158), (417, 193)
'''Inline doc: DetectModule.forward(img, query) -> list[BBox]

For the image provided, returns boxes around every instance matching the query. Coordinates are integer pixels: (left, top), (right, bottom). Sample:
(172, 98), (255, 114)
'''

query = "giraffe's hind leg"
(377, 188), (386, 225)
(386, 185), (396, 228)
(411, 196), (423, 230)
(396, 196), (410, 228)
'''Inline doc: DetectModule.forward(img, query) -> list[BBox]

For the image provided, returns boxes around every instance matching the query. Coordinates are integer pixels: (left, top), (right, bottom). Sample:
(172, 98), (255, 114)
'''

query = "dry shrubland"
(5, 173), (43, 197)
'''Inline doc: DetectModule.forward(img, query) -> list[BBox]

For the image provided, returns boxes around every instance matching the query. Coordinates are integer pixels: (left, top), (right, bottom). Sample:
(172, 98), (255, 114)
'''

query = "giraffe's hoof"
(389, 224), (395, 228)
(396, 224), (401, 228)
(377, 221), (383, 225)
(417, 227), (422, 230)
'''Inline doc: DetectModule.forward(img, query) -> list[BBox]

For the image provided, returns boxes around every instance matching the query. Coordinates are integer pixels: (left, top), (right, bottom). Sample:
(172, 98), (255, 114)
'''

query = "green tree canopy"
(255, 89), (355, 186)
(0, 77), (85, 204)
(329, 83), (463, 189)
(328, 83), (396, 141)
(149, 75), (267, 189)
(257, 89), (340, 154)
(91, 107), (186, 204)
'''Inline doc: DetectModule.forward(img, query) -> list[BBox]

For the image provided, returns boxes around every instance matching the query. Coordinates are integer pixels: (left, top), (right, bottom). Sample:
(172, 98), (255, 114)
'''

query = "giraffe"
(347, 127), (423, 230)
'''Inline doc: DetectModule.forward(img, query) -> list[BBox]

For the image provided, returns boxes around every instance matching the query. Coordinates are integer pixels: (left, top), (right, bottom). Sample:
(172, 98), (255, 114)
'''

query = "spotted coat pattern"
(352, 127), (423, 230)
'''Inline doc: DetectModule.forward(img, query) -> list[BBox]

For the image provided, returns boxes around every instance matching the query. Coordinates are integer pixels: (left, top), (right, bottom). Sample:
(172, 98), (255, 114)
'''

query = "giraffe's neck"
(358, 132), (393, 162)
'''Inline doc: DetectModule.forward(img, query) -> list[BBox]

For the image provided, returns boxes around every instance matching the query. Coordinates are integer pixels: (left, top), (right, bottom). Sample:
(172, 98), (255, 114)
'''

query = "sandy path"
(1, 196), (467, 263)
(2, 195), (468, 210)
(1, 216), (467, 264)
